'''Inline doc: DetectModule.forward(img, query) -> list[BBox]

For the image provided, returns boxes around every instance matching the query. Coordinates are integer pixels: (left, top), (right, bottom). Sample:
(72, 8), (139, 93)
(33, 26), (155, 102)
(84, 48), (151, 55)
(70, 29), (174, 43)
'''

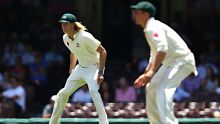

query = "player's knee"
(57, 88), (71, 98)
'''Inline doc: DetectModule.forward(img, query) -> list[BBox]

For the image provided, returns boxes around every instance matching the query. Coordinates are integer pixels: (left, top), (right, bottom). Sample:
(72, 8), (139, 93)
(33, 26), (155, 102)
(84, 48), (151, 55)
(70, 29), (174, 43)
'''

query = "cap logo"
(63, 16), (67, 19)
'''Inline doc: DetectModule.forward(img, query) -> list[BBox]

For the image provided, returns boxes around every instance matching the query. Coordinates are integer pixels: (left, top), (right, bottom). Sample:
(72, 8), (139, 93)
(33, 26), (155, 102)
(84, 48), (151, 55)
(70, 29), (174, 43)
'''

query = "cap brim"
(130, 5), (139, 10)
(58, 20), (70, 23)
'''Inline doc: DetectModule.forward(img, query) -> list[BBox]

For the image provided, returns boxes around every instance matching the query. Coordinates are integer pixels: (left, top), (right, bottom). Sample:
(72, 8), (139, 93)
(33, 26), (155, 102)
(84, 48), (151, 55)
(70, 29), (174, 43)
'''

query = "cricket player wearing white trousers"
(49, 13), (109, 124)
(131, 1), (197, 124)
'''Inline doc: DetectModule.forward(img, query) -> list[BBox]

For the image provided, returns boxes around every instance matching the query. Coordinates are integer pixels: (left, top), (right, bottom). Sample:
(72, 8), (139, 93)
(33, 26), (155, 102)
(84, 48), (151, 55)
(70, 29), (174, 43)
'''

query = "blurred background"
(0, 0), (220, 119)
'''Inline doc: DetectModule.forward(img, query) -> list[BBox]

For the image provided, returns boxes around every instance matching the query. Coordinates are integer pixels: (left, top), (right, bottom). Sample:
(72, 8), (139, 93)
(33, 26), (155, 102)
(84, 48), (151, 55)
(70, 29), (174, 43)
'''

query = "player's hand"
(97, 74), (104, 85)
(134, 74), (148, 88)
(134, 70), (154, 88)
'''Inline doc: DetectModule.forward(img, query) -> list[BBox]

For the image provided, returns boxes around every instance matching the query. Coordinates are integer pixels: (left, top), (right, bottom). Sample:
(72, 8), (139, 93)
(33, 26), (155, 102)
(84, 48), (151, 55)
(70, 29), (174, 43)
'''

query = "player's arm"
(96, 44), (107, 85)
(144, 51), (166, 82)
(144, 50), (153, 73)
(148, 51), (166, 73)
(69, 52), (77, 74)
(135, 53), (166, 88)
(147, 29), (168, 73)
(96, 45), (107, 75)
(84, 34), (106, 84)
(135, 29), (167, 88)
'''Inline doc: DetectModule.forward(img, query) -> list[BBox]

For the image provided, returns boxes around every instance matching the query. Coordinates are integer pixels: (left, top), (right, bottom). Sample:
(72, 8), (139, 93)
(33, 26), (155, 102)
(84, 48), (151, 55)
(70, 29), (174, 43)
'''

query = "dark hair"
(11, 76), (21, 83)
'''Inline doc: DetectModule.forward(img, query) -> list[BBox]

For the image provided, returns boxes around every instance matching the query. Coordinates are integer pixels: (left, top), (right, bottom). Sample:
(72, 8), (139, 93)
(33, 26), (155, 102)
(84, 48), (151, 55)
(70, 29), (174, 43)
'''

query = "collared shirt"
(144, 18), (197, 75)
(63, 30), (101, 67)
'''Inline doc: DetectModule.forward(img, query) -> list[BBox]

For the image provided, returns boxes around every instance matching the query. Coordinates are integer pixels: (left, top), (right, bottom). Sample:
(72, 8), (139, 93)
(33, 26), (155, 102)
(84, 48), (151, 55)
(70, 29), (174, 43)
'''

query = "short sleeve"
(148, 29), (168, 52)
(84, 34), (101, 51)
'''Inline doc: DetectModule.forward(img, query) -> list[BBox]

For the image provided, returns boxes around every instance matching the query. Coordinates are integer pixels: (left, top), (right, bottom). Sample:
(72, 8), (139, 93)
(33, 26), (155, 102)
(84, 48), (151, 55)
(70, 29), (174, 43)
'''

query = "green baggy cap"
(58, 13), (77, 23)
(131, 1), (156, 17)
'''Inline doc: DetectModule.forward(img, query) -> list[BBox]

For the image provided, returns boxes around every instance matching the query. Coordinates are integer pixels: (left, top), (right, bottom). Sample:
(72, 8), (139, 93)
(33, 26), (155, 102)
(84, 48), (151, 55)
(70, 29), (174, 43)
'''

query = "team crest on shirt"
(76, 42), (80, 47)
(145, 32), (159, 41)
(153, 32), (159, 37)
(67, 41), (70, 46)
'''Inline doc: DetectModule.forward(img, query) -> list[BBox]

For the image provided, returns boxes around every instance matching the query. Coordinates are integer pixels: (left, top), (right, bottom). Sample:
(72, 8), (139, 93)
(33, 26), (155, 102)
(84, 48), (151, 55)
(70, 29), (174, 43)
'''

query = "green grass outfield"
(0, 118), (220, 124)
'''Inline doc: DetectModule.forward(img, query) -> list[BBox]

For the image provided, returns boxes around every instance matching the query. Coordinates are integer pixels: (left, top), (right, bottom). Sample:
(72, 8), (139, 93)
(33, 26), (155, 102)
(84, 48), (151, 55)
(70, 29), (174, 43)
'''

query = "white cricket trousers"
(146, 62), (193, 124)
(49, 64), (109, 124)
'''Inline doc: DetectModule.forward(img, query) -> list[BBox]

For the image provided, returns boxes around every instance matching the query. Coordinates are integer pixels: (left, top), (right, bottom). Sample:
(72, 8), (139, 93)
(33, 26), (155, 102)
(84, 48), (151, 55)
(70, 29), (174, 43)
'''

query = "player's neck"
(141, 17), (149, 29)
(67, 30), (77, 40)
(140, 20), (147, 29)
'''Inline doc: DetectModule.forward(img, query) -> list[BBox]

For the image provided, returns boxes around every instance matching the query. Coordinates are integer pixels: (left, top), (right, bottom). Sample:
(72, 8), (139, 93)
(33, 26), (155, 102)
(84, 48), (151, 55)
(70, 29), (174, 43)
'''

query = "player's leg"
(146, 66), (165, 124)
(84, 65), (109, 124)
(155, 63), (192, 124)
(49, 80), (85, 124)
(49, 66), (86, 124)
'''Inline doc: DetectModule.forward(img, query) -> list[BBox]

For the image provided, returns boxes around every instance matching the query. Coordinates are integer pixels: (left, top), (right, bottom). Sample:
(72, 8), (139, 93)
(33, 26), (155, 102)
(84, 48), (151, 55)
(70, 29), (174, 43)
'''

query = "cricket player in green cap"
(49, 13), (109, 124)
(131, 1), (198, 124)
